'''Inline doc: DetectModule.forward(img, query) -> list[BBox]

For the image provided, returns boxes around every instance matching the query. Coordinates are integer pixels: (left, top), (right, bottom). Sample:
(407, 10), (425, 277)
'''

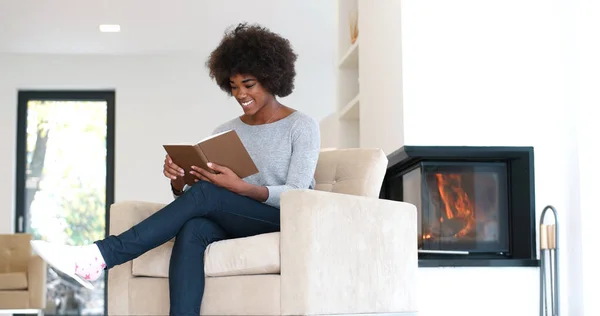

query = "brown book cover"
(163, 130), (259, 186)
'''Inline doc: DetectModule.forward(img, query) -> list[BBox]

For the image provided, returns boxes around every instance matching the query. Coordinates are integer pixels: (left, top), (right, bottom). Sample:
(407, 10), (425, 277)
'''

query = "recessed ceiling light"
(99, 24), (121, 33)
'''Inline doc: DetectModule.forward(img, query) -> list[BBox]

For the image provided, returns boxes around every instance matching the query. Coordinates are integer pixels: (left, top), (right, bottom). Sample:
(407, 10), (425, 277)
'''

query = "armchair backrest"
(314, 148), (388, 198)
(0, 233), (32, 273)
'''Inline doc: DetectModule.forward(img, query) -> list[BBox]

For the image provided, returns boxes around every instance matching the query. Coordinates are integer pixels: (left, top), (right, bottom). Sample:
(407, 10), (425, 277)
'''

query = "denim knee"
(187, 180), (218, 199)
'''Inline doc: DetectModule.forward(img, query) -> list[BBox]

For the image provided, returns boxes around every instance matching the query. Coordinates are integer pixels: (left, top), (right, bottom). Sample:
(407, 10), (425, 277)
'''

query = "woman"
(31, 22), (321, 315)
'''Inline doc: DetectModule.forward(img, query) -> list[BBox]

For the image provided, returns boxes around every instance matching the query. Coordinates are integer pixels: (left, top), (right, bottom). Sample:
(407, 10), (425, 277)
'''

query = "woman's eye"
(246, 84), (255, 89)
(230, 86), (237, 90)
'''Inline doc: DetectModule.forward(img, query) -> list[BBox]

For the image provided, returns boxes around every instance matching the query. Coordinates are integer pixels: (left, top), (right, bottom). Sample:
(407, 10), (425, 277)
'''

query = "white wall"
(0, 53), (335, 234)
(398, 1), (577, 315)
(574, 1), (600, 315)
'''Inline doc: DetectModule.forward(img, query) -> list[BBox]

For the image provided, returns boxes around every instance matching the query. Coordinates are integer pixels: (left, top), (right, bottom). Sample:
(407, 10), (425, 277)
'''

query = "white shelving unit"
(334, 0), (360, 149)
(339, 93), (359, 120)
(320, 0), (404, 155)
(338, 37), (359, 69)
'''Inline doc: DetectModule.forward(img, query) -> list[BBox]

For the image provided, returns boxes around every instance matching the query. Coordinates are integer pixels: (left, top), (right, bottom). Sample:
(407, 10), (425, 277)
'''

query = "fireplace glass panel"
(403, 161), (510, 253)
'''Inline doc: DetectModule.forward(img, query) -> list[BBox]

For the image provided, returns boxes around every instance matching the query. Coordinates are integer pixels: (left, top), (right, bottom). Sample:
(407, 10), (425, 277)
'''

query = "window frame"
(15, 90), (115, 316)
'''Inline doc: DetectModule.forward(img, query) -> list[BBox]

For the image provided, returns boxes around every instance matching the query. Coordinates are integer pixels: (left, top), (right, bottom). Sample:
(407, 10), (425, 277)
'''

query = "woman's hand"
(163, 154), (185, 190)
(190, 162), (246, 194)
(192, 162), (269, 202)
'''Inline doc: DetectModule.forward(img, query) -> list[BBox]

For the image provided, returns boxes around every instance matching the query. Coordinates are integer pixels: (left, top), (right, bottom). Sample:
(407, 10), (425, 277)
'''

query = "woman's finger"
(191, 168), (214, 181)
(206, 162), (224, 173)
(191, 170), (211, 183)
(193, 166), (213, 178)
(165, 169), (181, 180)
(163, 168), (177, 180)
(164, 155), (184, 179)
(168, 160), (182, 170)
(166, 156), (183, 171)
(163, 163), (183, 179)
(165, 163), (184, 177)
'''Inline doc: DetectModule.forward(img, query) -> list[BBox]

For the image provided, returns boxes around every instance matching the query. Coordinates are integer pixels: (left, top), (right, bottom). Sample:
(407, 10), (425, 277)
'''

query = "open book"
(163, 130), (259, 186)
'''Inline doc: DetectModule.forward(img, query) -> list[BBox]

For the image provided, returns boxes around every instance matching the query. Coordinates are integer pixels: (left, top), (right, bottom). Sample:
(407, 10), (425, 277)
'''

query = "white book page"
(197, 129), (232, 143)
(164, 129), (233, 146)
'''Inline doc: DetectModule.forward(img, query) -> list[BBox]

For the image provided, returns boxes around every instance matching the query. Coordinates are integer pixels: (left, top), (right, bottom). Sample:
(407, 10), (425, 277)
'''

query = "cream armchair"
(108, 148), (418, 315)
(0, 233), (47, 310)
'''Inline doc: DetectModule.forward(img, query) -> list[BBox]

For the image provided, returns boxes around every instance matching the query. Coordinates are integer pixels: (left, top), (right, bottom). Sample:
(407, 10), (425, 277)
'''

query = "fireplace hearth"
(381, 146), (539, 267)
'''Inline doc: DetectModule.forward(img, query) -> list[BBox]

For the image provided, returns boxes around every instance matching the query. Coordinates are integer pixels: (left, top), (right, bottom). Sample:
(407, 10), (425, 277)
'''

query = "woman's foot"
(30, 240), (107, 289)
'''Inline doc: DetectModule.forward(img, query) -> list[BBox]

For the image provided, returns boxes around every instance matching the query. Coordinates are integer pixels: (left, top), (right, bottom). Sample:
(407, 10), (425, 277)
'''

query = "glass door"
(15, 91), (115, 316)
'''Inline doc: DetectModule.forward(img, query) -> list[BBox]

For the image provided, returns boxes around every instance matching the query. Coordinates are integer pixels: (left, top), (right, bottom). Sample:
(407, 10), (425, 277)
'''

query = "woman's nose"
(237, 87), (248, 97)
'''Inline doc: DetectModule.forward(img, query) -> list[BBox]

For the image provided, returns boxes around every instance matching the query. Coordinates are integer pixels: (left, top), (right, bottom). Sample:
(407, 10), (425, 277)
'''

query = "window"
(15, 91), (115, 316)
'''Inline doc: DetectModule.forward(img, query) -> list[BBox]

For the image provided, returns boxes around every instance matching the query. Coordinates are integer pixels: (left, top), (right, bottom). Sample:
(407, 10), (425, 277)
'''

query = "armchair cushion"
(0, 272), (27, 290)
(314, 148), (388, 198)
(131, 232), (280, 278)
(0, 291), (30, 309)
(204, 232), (280, 277)
(0, 234), (32, 273)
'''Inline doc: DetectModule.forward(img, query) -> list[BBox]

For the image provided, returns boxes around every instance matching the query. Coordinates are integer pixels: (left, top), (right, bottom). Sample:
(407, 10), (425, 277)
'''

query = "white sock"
(74, 244), (106, 282)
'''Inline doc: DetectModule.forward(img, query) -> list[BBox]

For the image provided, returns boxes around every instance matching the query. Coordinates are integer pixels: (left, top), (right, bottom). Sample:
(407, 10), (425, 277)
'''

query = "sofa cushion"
(0, 272), (27, 290)
(204, 232), (280, 277)
(0, 291), (30, 309)
(314, 148), (387, 198)
(132, 232), (280, 278)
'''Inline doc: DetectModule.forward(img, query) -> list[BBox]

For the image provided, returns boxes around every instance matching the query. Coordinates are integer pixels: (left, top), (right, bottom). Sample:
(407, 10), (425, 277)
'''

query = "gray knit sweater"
(206, 111), (321, 208)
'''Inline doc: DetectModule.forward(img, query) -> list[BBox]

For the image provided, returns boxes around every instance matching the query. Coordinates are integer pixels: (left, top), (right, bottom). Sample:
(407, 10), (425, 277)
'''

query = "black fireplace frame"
(381, 146), (540, 268)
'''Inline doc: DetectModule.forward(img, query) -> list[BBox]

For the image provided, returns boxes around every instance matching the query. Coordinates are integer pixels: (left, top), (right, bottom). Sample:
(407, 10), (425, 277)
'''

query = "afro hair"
(206, 23), (298, 98)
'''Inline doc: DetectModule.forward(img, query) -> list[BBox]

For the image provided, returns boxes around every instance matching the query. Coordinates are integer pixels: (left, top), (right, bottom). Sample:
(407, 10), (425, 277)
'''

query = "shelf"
(339, 94), (360, 120)
(338, 37), (359, 68)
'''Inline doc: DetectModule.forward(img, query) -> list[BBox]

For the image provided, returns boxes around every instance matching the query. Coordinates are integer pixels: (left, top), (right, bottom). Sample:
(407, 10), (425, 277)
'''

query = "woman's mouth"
(241, 99), (254, 107)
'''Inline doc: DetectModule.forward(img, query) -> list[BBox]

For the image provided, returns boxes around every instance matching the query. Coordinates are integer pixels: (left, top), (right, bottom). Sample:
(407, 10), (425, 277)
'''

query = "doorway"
(15, 91), (115, 316)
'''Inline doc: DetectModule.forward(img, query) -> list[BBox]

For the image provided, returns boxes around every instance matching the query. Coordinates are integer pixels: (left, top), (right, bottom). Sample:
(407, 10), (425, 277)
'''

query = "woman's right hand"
(163, 154), (185, 190)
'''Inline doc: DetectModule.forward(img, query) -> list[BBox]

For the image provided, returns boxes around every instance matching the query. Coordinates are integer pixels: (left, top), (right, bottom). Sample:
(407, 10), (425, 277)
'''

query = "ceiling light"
(99, 24), (121, 33)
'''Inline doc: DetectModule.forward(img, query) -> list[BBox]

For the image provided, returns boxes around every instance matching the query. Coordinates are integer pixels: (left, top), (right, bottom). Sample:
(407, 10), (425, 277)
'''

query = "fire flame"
(435, 173), (475, 238)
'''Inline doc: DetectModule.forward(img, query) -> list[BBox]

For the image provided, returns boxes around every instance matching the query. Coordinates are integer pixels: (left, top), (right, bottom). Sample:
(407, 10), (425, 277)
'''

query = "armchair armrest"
(109, 200), (167, 235)
(27, 255), (46, 309)
(108, 201), (166, 316)
(279, 189), (418, 315)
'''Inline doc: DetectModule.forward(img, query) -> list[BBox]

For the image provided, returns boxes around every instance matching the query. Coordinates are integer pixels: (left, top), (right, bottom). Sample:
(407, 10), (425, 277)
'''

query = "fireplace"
(404, 161), (510, 253)
(381, 146), (539, 267)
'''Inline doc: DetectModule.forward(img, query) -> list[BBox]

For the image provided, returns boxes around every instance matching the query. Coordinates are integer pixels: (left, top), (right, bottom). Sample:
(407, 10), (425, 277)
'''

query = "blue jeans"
(95, 181), (281, 316)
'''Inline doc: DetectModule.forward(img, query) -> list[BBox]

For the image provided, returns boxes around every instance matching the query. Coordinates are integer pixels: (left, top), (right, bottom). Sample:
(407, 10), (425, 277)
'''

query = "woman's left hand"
(190, 162), (247, 194)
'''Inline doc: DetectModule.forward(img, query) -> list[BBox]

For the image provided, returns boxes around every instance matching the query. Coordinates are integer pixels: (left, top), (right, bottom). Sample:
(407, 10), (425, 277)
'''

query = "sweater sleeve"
(172, 184), (191, 199)
(264, 116), (321, 207)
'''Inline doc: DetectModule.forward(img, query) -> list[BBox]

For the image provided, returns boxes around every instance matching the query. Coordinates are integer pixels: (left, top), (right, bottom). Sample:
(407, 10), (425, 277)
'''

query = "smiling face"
(229, 74), (274, 115)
